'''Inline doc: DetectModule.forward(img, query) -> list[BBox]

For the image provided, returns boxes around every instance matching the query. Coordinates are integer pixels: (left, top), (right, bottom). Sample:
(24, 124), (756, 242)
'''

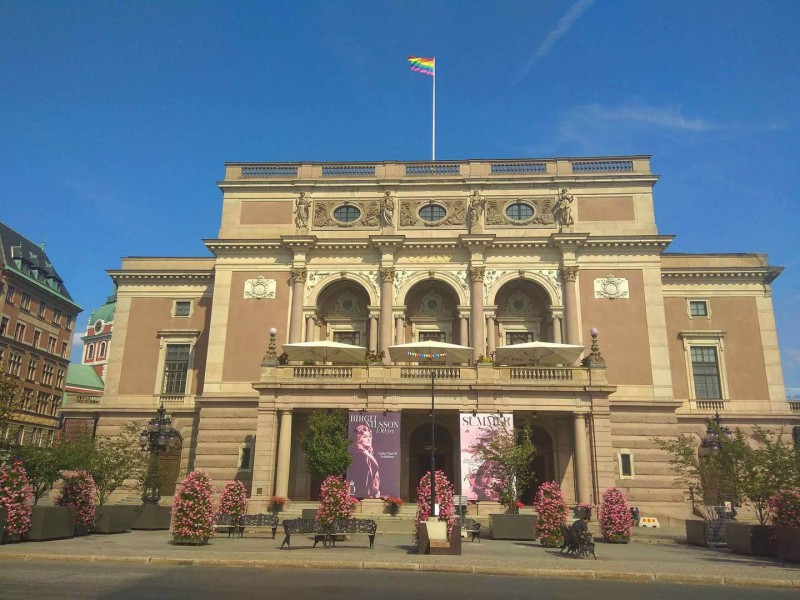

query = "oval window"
(506, 202), (534, 221)
(419, 204), (446, 222)
(333, 205), (361, 223)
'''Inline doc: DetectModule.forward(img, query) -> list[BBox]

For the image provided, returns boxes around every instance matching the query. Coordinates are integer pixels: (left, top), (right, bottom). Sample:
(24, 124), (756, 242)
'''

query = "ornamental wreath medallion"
(244, 276), (277, 300)
(594, 275), (629, 299)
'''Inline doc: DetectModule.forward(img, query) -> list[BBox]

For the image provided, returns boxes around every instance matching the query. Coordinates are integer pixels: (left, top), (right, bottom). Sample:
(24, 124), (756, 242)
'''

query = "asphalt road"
(0, 562), (797, 600)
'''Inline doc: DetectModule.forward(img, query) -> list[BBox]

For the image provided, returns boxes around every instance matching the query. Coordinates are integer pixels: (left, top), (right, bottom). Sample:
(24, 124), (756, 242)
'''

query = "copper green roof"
(65, 364), (104, 391)
(88, 294), (117, 326)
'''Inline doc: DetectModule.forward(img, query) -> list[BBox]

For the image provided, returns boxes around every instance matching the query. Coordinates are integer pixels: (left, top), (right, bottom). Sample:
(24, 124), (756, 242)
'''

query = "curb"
(1, 553), (797, 589)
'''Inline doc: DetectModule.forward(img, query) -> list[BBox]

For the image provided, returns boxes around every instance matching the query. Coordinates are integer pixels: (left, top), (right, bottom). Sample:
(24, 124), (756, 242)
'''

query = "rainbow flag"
(408, 56), (435, 76)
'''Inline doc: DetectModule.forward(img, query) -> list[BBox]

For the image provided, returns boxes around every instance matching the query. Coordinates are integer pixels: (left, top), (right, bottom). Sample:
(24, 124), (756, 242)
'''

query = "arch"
(306, 272), (378, 306)
(521, 424), (555, 504)
(396, 270), (468, 306)
(487, 270), (561, 306)
(156, 431), (183, 498)
(407, 422), (457, 500)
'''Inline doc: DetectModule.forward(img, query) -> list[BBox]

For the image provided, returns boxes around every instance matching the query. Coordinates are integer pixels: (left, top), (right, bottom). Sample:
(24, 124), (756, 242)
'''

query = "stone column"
(469, 267), (485, 363)
(369, 315), (378, 353)
(573, 412), (592, 504)
(395, 315), (405, 346)
(459, 314), (469, 347)
(250, 406), (278, 512)
(275, 409), (293, 498)
(305, 315), (316, 342)
(550, 310), (563, 344)
(486, 315), (496, 355)
(561, 266), (580, 345)
(379, 268), (394, 363)
(289, 268), (307, 343)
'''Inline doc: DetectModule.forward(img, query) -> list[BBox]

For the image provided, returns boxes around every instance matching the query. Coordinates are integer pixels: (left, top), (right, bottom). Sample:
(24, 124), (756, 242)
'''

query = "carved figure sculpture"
(381, 190), (395, 227)
(468, 190), (485, 229)
(295, 192), (311, 229)
(554, 188), (574, 230)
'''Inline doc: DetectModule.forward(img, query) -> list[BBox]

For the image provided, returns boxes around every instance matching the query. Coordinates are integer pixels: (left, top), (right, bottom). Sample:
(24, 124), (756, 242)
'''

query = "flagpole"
(432, 64), (436, 161)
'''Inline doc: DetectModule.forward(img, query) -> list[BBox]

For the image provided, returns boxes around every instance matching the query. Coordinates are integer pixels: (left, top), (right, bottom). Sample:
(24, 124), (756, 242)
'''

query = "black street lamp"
(699, 411), (732, 458)
(139, 403), (180, 505)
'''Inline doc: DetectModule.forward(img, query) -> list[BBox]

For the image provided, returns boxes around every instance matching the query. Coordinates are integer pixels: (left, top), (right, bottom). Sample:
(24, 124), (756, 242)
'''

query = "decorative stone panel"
(313, 200), (380, 229)
(485, 196), (556, 227)
(594, 275), (629, 299)
(244, 276), (276, 299)
(398, 198), (467, 227)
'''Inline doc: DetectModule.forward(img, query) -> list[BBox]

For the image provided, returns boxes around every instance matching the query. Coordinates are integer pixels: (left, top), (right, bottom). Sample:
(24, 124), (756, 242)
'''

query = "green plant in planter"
(301, 410), (352, 483)
(534, 481), (568, 547)
(90, 421), (149, 505)
(770, 488), (800, 528)
(171, 470), (216, 544)
(0, 459), (33, 539)
(13, 434), (94, 505)
(599, 487), (631, 542)
(385, 496), (404, 516)
(56, 471), (96, 534)
(217, 480), (248, 521)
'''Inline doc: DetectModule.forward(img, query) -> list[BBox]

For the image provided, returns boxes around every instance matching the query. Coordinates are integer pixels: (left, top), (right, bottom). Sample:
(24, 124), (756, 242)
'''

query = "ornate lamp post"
(139, 403), (180, 505)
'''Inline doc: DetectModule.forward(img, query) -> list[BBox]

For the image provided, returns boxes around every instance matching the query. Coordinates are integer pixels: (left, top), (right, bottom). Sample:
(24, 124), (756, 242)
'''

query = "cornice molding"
(108, 270), (214, 282)
(661, 267), (782, 284)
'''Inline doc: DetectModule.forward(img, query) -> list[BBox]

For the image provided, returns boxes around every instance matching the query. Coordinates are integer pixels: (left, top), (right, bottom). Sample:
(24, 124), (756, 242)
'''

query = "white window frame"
(172, 299), (193, 318)
(154, 330), (200, 398)
(618, 449), (635, 479)
(687, 298), (711, 319)
(679, 331), (728, 402)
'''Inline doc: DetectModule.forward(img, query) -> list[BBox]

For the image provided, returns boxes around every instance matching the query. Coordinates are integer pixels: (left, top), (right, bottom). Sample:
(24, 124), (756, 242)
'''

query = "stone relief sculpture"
(398, 198), (467, 227)
(485, 197), (555, 226)
(312, 200), (379, 228)
(295, 192), (311, 229)
(554, 188), (575, 230)
(380, 191), (395, 228)
(468, 190), (485, 231)
(244, 276), (277, 300)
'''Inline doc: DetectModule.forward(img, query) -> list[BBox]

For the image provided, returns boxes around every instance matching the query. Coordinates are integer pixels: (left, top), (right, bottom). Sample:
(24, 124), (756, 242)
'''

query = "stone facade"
(61, 157), (799, 519)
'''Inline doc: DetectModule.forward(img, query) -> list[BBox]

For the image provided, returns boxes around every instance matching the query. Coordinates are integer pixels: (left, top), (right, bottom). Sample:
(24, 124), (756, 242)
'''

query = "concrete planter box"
(25, 506), (76, 541)
(301, 508), (318, 520)
(775, 527), (800, 563)
(725, 522), (776, 556)
(131, 504), (172, 530)
(685, 519), (708, 546)
(490, 513), (537, 540)
(94, 505), (137, 534)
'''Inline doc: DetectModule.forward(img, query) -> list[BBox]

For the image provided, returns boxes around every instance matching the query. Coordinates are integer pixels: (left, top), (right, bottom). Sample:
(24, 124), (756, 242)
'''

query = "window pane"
(691, 346), (721, 399)
(419, 331), (445, 342)
(163, 344), (190, 394)
(419, 205), (446, 222)
(505, 203), (533, 221)
(506, 332), (534, 345)
(620, 453), (632, 477)
(174, 301), (191, 317)
(690, 301), (708, 317)
(333, 205), (361, 222)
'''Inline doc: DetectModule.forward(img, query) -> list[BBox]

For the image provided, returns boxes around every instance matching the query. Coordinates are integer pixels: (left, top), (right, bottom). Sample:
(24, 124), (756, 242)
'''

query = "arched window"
(506, 202), (534, 221)
(419, 204), (446, 222)
(99, 342), (107, 358)
(86, 344), (95, 360)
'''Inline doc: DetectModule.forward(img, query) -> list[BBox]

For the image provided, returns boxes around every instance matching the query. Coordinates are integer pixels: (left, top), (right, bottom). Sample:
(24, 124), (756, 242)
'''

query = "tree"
(0, 356), (23, 447)
(12, 433), (95, 504)
(468, 418), (537, 511)
(301, 410), (351, 480)
(90, 422), (149, 505)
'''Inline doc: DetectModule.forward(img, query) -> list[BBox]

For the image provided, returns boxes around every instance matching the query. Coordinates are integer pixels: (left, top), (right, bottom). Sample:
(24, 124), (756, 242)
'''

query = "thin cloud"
(571, 102), (713, 131)
(513, 0), (595, 85)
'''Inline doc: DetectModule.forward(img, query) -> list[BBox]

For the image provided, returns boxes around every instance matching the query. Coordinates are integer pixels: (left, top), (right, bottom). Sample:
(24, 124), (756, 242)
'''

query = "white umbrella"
(388, 341), (473, 364)
(281, 340), (368, 364)
(494, 341), (585, 366)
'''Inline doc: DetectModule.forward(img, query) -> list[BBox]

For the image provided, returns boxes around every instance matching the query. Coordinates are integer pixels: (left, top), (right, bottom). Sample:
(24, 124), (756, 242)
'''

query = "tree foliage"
(301, 410), (351, 480)
(0, 356), (24, 445)
(468, 417), (537, 511)
(90, 421), (149, 505)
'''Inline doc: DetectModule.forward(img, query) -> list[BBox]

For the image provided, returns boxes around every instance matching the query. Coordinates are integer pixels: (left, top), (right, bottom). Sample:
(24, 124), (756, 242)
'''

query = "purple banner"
(346, 411), (401, 499)
(460, 413), (514, 501)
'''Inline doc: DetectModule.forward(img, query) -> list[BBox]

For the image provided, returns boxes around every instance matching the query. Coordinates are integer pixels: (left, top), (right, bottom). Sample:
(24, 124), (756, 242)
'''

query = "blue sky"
(1, 1), (798, 391)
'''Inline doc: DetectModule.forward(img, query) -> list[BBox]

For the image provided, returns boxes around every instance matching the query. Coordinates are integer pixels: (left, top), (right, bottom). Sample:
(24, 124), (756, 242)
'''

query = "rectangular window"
(42, 362), (55, 386)
(505, 331), (535, 345)
(13, 323), (25, 342)
(619, 452), (634, 478)
(0, 316), (8, 336)
(6, 285), (16, 303)
(38, 301), (46, 319)
(174, 301), (191, 317)
(691, 346), (722, 399)
(61, 341), (68, 358)
(162, 344), (191, 394)
(32, 330), (41, 348)
(239, 445), (253, 470)
(27, 356), (38, 380)
(23, 389), (34, 410)
(55, 367), (65, 389)
(333, 331), (361, 345)
(419, 331), (446, 342)
(65, 315), (73, 330)
(8, 352), (23, 376)
(20, 293), (32, 311)
(47, 336), (57, 354)
(690, 300), (709, 317)
(52, 309), (62, 326)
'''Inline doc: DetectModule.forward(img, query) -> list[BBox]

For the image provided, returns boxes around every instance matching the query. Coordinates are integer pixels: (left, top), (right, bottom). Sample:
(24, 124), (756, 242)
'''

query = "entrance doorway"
(408, 424), (454, 500)
(521, 425), (554, 505)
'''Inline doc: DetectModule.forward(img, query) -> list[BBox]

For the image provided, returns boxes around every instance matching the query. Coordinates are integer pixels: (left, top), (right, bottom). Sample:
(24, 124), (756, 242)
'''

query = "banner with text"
(346, 411), (401, 499)
(460, 413), (514, 501)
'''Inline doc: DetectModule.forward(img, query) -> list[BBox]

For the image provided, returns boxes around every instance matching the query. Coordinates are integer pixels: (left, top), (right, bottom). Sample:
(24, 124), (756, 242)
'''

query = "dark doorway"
(520, 425), (554, 505)
(408, 423), (454, 500)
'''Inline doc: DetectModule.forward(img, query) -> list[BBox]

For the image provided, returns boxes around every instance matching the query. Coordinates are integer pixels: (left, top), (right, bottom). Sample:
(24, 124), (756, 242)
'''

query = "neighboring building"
(60, 157), (799, 518)
(80, 294), (116, 381)
(0, 221), (81, 445)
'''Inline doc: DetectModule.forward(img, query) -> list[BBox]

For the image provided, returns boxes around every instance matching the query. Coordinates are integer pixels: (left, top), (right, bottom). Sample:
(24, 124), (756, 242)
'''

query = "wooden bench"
(279, 518), (329, 550)
(328, 518), (377, 549)
(455, 516), (481, 542)
(214, 513), (279, 539)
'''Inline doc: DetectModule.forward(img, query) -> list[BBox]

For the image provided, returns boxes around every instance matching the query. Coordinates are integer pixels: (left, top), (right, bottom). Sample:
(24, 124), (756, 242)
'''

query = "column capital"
(560, 266), (579, 283)
(379, 267), (395, 282)
(469, 266), (485, 282)
(290, 267), (307, 283)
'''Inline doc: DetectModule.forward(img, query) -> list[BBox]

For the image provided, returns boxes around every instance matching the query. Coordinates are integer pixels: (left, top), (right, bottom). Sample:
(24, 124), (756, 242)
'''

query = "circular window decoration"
(93, 320), (103, 334)
(342, 299), (354, 310)
(333, 205), (361, 223)
(419, 204), (446, 222)
(506, 202), (534, 221)
(426, 299), (439, 311)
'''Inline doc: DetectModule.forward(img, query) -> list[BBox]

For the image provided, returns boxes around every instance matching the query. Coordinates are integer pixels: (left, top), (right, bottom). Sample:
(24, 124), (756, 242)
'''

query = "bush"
(0, 460), (33, 538)
(412, 470), (455, 544)
(599, 487), (631, 542)
(769, 488), (800, 528)
(533, 481), (568, 547)
(56, 471), (97, 533)
(316, 475), (356, 528)
(217, 480), (248, 520)
(171, 470), (216, 543)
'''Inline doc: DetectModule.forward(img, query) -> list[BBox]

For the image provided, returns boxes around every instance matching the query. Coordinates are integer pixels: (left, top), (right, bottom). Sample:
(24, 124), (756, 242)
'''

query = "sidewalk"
(0, 528), (797, 589)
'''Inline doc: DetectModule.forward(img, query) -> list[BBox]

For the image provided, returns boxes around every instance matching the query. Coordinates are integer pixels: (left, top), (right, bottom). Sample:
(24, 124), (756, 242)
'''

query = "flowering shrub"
(56, 471), (97, 533)
(412, 470), (455, 544)
(316, 476), (355, 527)
(599, 487), (631, 542)
(217, 480), (248, 521)
(577, 501), (597, 519)
(0, 460), (33, 538)
(385, 496), (404, 515)
(515, 501), (525, 512)
(533, 481), (568, 547)
(171, 470), (216, 543)
(270, 496), (287, 511)
(769, 488), (800, 528)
